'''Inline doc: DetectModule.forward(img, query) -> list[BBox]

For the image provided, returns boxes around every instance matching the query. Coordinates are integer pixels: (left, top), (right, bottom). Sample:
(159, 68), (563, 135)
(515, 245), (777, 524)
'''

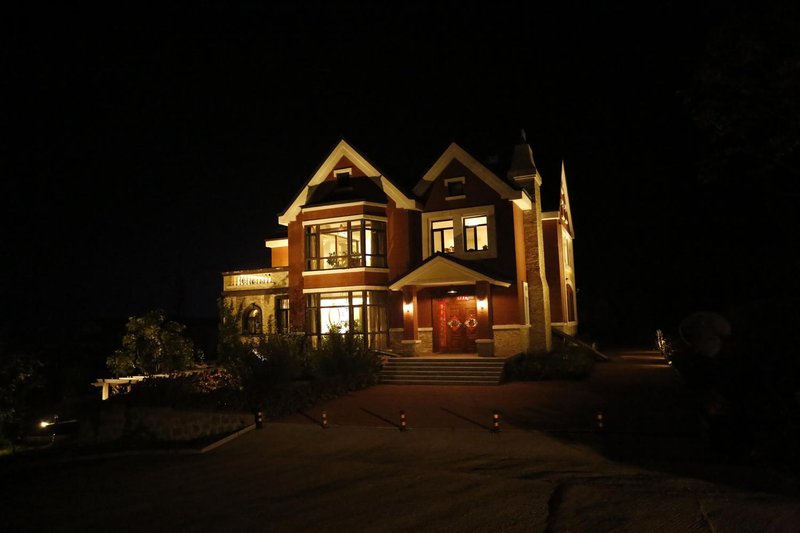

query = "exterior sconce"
(403, 302), (413, 314)
(477, 298), (488, 311)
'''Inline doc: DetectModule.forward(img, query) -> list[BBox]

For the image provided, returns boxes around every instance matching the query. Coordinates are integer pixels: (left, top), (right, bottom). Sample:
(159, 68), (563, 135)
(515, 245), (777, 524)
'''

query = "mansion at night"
(222, 136), (577, 357)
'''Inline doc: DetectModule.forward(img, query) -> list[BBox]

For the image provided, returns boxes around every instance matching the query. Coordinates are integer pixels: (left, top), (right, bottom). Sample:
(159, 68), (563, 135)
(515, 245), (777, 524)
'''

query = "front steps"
(379, 357), (506, 385)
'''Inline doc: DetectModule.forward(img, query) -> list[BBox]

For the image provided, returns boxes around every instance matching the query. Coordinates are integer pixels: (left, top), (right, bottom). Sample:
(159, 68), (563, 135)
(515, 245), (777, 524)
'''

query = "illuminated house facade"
(222, 137), (577, 357)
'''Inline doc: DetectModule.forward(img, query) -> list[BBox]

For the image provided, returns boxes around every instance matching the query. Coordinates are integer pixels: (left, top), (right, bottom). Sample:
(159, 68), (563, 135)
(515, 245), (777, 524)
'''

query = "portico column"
(401, 285), (421, 356)
(475, 280), (494, 357)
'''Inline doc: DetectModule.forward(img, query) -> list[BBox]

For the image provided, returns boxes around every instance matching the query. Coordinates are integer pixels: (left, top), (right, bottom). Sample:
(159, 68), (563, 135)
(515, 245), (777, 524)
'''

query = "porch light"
(447, 289), (457, 295)
(403, 302), (413, 313)
(477, 298), (488, 311)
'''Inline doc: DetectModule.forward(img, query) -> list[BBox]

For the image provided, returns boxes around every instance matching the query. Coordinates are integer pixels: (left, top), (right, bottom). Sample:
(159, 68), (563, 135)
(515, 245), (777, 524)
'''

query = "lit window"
(305, 291), (388, 349)
(464, 216), (488, 251)
(305, 219), (386, 270)
(431, 219), (455, 254)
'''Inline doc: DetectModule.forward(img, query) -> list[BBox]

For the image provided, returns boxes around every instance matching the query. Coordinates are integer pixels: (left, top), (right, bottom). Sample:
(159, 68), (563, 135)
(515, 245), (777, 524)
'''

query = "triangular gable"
(412, 142), (531, 210)
(388, 254), (511, 291)
(278, 139), (418, 225)
(559, 161), (575, 237)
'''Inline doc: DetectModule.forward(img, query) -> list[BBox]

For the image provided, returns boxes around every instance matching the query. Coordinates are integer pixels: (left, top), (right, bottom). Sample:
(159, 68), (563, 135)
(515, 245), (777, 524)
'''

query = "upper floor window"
(422, 205), (496, 260)
(431, 219), (455, 254)
(305, 219), (386, 270)
(464, 215), (488, 251)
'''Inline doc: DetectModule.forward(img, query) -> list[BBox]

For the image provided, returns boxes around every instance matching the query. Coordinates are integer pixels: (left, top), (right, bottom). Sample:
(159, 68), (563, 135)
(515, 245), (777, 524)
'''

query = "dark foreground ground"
(1, 351), (798, 531)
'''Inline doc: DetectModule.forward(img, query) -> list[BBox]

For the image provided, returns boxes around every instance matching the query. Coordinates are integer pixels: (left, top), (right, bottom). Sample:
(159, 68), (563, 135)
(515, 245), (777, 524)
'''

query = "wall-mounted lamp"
(477, 298), (488, 311)
(403, 302), (413, 314)
(447, 289), (457, 295)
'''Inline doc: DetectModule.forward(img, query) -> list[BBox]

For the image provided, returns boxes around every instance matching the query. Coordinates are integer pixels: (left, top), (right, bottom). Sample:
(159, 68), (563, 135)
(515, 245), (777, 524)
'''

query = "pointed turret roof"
(506, 129), (542, 190)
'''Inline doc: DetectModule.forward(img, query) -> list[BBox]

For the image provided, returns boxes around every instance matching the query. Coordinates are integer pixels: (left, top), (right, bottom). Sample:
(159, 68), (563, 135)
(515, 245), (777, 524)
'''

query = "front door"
(435, 296), (478, 352)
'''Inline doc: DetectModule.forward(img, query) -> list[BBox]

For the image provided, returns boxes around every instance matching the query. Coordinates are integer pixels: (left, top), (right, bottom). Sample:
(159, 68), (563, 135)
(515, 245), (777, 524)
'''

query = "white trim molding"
(279, 140), (419, 225)
(302, 285), (388, 294)
(302, 267), (390, 277)
(302, 214), (388, 226)
(264, 238), (288, 248)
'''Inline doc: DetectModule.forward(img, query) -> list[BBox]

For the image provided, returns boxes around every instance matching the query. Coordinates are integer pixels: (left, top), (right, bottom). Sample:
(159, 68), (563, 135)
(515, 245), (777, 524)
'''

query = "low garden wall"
(79, 405), (253, 444)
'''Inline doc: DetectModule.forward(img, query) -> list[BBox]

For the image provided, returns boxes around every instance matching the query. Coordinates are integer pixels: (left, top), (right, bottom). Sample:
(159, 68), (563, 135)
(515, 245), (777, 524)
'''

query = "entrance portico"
(389, 254), (511, 357)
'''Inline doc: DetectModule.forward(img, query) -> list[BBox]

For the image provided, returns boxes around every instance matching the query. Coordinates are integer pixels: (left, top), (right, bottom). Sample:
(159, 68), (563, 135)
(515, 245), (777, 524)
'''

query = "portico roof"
(388, 253), (512, 291)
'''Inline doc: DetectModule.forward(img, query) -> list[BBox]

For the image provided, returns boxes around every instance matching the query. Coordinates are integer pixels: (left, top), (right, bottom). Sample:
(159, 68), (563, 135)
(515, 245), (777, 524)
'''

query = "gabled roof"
(304, 175), (388, 207)
(412, 142), (532, 210)
(388, 253), (512, 291)
(278, 139), (419, 225)
(542, 161), (576, 237)
(559, 161), (575, 237)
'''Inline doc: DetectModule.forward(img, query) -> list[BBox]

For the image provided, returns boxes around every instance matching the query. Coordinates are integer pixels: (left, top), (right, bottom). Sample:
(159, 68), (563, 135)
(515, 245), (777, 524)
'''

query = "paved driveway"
(2, 350), (798, 532)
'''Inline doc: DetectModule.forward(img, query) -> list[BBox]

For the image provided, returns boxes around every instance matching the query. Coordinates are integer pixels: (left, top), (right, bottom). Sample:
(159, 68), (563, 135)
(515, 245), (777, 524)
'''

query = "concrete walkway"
(2, 350), (798, 531)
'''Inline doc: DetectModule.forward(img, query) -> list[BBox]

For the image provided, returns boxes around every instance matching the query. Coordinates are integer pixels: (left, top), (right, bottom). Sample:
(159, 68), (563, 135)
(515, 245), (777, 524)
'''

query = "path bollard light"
(255, 410), (263, 429)
(399, 410), (407, 431)
(596, 412), (605, 432)
(321, 410), (328, 429)
(492, 411), (500, 433)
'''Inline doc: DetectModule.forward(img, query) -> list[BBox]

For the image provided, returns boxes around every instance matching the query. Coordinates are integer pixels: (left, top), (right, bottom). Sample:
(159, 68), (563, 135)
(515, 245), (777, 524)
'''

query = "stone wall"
(389, 328), (403, 353)
(418, 328), (433, 353)
(493, 327), (527, 356)
(79, 406), (254, 444)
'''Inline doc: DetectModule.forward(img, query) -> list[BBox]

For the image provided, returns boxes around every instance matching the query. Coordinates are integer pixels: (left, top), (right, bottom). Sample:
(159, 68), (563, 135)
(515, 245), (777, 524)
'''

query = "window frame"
(463, 215), (489, 252)
(430, 219), (455, 254)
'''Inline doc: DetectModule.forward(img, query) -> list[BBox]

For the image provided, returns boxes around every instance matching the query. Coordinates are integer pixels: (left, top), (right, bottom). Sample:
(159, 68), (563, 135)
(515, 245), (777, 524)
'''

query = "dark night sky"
(4, 1), (799, 342)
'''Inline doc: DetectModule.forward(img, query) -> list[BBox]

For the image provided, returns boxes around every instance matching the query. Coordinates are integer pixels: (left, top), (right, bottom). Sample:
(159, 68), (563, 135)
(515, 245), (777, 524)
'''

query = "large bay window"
(305, 219), (386, 270)
(305, 290), (388, 348)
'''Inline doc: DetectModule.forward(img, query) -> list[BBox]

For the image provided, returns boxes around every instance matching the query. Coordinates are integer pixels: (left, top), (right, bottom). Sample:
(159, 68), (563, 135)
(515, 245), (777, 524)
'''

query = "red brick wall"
(543, 219), (564, 323)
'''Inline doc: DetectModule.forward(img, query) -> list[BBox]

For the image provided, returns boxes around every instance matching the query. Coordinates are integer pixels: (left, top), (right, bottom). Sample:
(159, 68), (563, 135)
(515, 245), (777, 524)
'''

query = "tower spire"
(507, 129), (541, 191)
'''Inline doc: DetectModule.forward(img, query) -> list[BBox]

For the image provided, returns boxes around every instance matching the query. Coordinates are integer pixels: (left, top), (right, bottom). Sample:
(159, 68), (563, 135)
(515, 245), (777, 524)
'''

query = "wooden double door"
(434, 296), (478, 353)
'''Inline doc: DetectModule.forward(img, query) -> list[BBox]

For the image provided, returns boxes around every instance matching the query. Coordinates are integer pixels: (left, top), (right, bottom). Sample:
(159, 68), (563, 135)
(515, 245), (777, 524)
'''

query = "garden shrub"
(505, 345), (596, 381)
(311, 327), (382, 380)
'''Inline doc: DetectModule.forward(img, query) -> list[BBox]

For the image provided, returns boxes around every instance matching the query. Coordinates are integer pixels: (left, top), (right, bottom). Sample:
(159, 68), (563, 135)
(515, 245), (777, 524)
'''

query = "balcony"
(222, 268), (288, 291)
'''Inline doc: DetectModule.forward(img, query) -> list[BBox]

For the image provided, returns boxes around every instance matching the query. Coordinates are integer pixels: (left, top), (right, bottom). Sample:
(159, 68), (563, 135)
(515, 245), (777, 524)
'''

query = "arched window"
(243, 304), (263, 335)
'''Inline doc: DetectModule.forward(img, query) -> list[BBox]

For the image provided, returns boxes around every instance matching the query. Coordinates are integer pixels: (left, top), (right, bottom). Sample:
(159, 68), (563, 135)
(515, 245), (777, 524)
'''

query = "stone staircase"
(379, 357), (506, 385)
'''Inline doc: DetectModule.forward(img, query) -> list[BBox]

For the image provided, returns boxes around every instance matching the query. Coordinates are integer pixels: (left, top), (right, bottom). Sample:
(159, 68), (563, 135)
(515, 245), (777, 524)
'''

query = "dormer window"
(444, 177), (466, 200)
(334, 168), (352, 188)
